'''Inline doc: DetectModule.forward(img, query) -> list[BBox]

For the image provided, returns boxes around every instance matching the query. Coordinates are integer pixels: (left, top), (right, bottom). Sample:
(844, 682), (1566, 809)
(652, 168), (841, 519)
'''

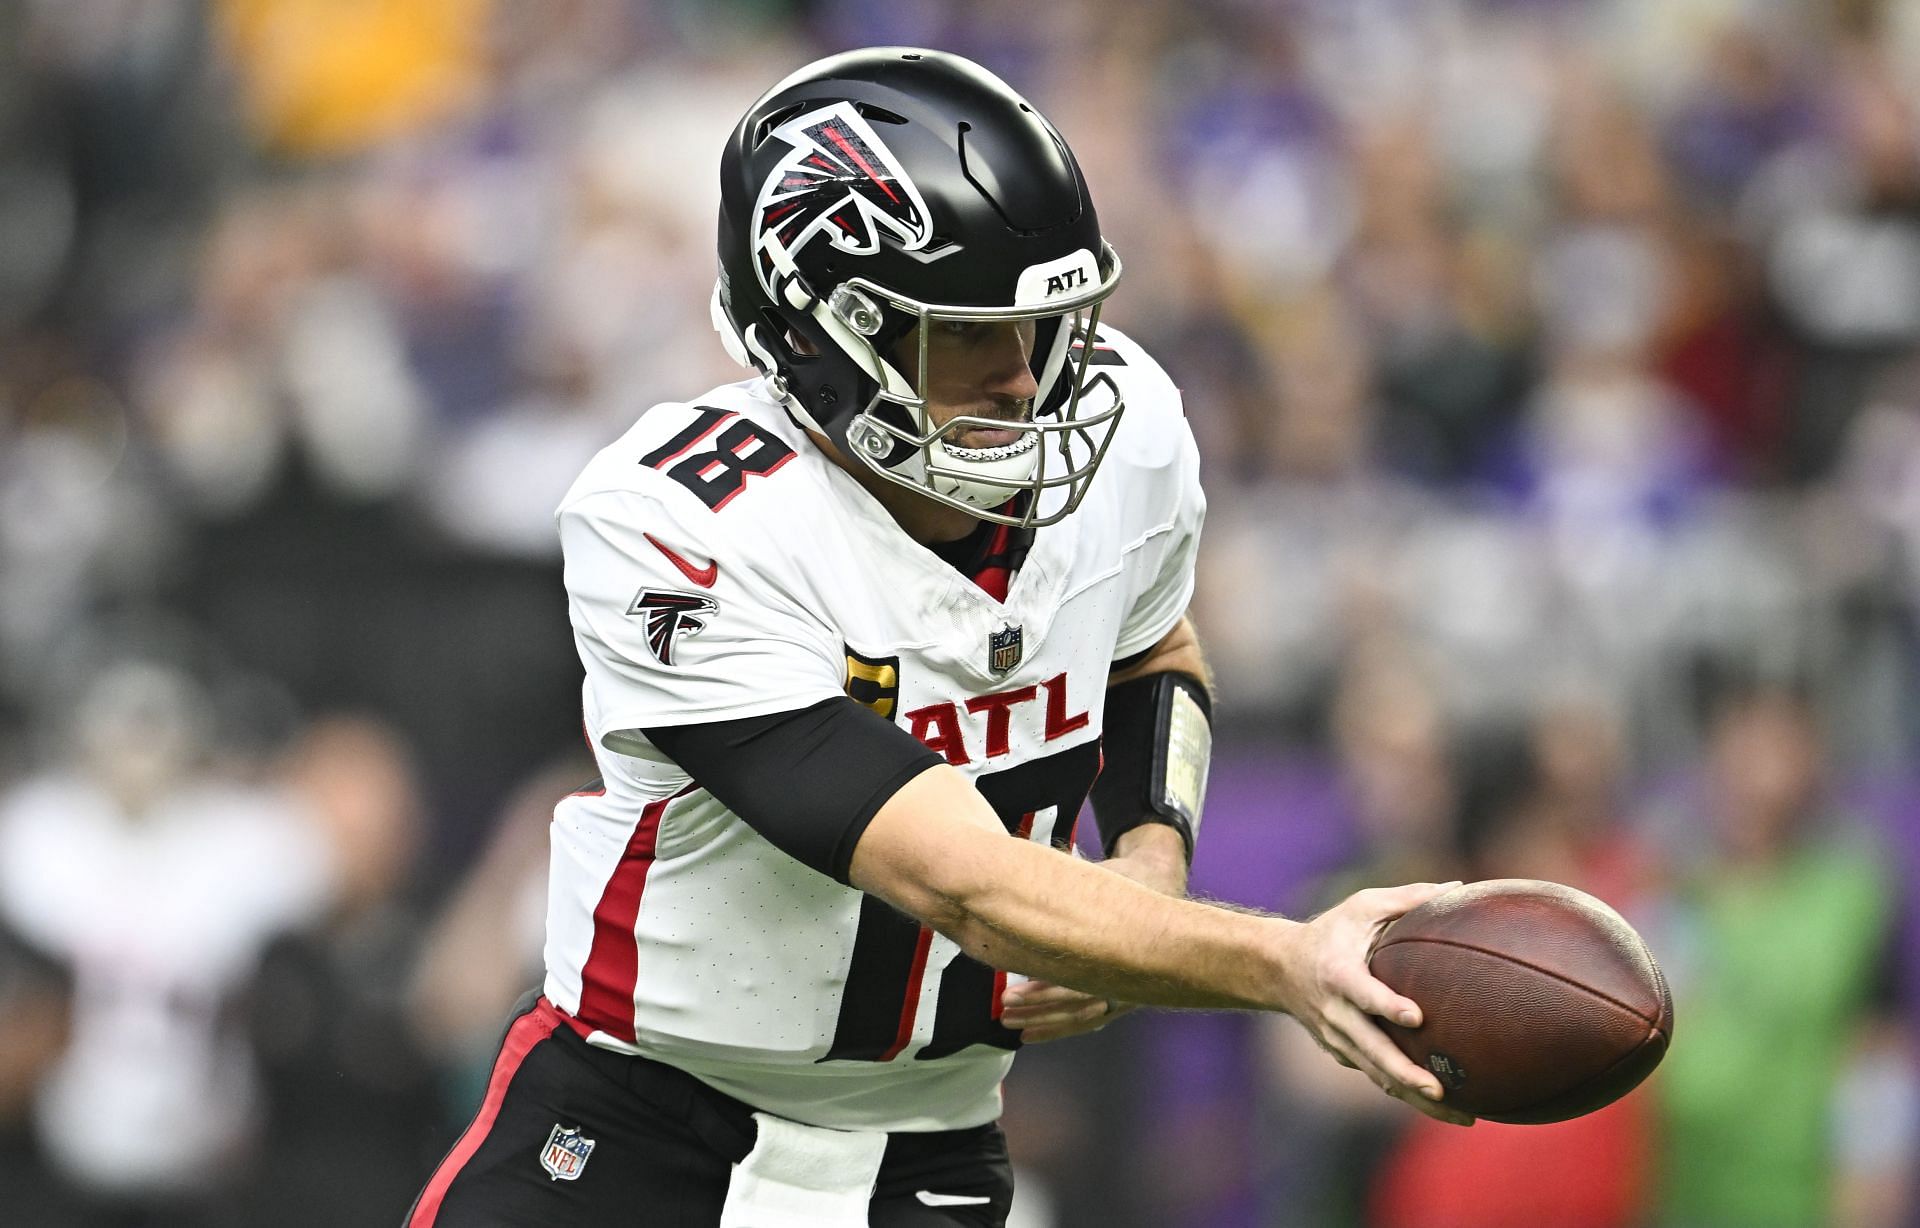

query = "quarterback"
(408, 47), (1468, 1228)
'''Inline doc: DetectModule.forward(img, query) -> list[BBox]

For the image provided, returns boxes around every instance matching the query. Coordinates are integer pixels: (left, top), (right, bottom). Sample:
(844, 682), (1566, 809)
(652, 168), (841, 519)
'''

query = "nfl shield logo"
(540, 1124), (595, 1182)
(988, 624), (1024, 675)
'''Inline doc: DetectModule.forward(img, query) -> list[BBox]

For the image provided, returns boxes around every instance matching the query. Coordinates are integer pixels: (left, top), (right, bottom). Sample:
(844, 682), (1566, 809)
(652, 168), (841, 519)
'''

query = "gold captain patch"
(844, 647), (901, 720)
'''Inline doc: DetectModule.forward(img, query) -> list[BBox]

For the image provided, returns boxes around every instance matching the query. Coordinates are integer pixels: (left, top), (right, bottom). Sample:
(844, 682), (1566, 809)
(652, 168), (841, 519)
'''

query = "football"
(1368, 878), (1674, 1124)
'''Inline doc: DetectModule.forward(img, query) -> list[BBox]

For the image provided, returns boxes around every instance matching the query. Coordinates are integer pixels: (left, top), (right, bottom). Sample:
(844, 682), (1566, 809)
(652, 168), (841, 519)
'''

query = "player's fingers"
(1336, 968), (1424, 1030)
(1323, 999), (1444, 1102)
(1313, 1005), (1471, 1125)
(1003, 996), (1112, 1030)
(1318, 997), (1473, 1127)
(1402, 1090), (1476, 1127)
(1310, 1029), (1359, 1070)
(1017, 1002), (1122, 1044)
(1000, 982), (1093, 1011)
(1318, 1022), (1385, 1090)
(1357, 881), (1463, 922)
(1000, 990), (1102, 1020)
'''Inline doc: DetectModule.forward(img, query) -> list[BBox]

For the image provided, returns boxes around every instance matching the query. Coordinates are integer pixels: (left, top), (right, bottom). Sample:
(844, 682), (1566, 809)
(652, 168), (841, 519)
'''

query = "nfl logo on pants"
(540, 1124), (595, 1181)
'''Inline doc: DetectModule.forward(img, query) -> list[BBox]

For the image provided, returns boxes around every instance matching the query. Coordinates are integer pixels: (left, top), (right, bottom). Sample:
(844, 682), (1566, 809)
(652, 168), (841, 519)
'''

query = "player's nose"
(980, 325), (1038, 401)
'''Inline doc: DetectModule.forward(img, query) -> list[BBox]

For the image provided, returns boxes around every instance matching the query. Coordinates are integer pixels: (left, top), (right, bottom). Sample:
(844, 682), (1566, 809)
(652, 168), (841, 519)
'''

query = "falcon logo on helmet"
(752, 102), (940, 299)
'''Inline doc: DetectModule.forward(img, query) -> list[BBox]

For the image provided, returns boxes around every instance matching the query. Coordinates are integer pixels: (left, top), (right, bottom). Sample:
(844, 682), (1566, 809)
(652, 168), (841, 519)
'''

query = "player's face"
(892, 318), (1039, 450)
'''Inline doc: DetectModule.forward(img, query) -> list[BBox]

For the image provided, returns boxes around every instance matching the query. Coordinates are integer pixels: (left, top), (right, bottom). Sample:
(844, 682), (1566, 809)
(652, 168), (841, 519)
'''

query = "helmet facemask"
(727, 242), (1126, 529)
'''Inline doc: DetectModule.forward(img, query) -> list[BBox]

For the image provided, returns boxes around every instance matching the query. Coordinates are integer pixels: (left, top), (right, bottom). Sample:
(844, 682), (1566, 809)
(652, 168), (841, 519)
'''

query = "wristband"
(1091, 671), (1213, 862)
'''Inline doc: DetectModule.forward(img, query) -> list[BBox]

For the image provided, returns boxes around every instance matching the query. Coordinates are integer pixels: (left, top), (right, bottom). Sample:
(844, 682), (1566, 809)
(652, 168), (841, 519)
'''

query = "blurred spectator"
(1508, 70), (1720, 586)
(1666, 22), (1818, 215)
(1344, 116), (1531, 487)
(1742, 41), (1920, 482)
(238, 716), (445, 1227)
(409, 759), (580, 1099)
(0, 917), (78, 1226)
(0, 367), (181, 708)
(1654, 687), (1917, 1228)
(0, 659), (333, 1225)
(3, 0), (236, 334)
(1470, 691), (1658, 908)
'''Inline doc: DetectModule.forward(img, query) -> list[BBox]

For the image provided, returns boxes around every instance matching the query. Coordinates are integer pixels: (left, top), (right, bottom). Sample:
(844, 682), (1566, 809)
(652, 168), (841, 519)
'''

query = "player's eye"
(933, 320), (987, 344)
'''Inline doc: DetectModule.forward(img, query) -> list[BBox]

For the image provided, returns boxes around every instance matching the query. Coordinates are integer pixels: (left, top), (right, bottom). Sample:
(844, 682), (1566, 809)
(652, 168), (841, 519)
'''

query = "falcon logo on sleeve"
(752, 101), (951, 296)
(625, 591), (720, 665)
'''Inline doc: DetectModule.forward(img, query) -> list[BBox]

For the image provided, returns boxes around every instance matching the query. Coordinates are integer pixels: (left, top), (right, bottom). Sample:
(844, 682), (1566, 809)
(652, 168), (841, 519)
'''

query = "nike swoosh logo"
(915, 1191), (993, 1207)
(644, 533), (718, 588)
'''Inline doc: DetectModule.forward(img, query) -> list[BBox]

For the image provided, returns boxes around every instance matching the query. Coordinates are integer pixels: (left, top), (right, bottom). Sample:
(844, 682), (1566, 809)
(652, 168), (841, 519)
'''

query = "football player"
(407, 47), (1470, 1228)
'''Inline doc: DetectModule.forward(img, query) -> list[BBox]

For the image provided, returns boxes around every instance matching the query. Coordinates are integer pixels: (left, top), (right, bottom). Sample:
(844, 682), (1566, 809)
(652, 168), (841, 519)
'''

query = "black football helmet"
(712, 47), (1124, 527)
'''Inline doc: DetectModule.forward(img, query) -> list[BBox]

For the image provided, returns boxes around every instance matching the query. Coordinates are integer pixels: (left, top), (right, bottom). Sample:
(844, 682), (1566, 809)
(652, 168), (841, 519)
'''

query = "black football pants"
(405, 993), (1015, 1227)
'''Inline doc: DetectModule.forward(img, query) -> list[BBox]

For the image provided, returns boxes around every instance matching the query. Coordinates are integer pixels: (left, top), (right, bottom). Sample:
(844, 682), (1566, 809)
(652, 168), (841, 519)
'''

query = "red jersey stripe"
(877, 925), (937, 1061)
(971, 520), (1016, 599)
(408, 998), (560, 1226)
(575, 785), (694, 1042)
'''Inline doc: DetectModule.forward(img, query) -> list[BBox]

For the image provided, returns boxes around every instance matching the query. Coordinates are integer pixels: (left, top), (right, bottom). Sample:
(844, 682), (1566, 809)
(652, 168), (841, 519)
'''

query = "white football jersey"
(0, 775), (332, 1191)
(543, 325), (1203, 1132)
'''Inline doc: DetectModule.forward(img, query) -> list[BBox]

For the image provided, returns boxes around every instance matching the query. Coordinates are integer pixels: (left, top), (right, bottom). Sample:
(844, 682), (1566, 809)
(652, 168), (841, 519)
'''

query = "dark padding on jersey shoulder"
(645, 697), (943, 885)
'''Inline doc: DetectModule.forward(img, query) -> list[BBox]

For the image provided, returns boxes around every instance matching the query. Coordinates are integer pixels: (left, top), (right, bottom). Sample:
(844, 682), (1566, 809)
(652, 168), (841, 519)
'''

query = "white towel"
(718, 1111), (889, 1228)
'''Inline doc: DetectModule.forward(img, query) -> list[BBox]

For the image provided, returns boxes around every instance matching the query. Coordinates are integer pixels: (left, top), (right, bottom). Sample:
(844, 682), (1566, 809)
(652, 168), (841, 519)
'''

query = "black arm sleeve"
(644, 697), (944, 885)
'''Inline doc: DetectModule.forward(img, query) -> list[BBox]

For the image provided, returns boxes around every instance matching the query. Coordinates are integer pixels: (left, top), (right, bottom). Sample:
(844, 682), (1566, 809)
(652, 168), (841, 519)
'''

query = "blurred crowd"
(3, 0), (1920, 1225)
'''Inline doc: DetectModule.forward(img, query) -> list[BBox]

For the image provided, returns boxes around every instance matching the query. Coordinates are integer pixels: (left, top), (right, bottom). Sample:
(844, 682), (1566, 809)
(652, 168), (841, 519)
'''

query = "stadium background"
(2, 0), (1918, 1224)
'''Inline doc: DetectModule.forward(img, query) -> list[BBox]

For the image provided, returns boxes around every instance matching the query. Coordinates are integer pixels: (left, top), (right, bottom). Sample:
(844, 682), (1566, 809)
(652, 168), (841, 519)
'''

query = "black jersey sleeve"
(644, 697), (943, 885)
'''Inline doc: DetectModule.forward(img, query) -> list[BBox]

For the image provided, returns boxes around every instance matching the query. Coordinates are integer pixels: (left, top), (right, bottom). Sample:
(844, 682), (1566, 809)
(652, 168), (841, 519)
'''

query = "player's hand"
(999, 980), (1134, 1044)
(1277, 882), (1475, 1127)
(995, 823), (1175, 1042)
